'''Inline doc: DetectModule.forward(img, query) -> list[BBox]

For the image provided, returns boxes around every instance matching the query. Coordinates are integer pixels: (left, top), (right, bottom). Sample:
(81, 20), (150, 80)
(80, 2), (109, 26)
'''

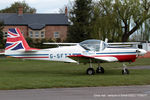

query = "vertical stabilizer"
(5, 28), (38, 52)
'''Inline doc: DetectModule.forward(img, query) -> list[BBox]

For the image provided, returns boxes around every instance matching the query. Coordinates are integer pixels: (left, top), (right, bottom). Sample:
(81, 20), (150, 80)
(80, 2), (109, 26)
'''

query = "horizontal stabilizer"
(25, 48), (40, 52)
(43, 43), (78, 45)
(0, 52), (5, 55)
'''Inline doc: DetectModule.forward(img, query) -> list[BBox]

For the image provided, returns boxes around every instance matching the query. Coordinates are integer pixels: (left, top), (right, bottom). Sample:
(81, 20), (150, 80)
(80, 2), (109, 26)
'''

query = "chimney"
(18, 6), (23, 16)
(65, 7), (68, 16)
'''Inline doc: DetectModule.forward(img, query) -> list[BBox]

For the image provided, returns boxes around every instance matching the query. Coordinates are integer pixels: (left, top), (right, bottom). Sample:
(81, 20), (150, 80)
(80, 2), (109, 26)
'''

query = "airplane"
(3, 28), (147, 75)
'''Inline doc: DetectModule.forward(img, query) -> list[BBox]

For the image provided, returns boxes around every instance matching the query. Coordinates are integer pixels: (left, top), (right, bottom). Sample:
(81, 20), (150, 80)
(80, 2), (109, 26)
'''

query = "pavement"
(129, 65), (150, 69)
(0, 85), (150, 100)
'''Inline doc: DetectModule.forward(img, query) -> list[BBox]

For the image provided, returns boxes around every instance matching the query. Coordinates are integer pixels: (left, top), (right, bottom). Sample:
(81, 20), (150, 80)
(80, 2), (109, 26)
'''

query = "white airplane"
(3, 28), (147, 75)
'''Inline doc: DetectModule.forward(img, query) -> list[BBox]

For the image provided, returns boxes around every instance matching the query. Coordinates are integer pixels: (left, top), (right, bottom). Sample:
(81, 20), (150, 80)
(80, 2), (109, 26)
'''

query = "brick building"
(0, 7), (69, 41)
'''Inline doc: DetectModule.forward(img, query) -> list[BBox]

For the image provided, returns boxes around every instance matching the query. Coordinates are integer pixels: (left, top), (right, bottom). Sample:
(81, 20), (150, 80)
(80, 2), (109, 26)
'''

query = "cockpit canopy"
(79, 39), (108, 51)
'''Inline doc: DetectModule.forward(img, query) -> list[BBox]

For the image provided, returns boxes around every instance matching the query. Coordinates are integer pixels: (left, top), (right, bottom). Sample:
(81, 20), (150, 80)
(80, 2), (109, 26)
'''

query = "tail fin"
(5, 28), (38, 51)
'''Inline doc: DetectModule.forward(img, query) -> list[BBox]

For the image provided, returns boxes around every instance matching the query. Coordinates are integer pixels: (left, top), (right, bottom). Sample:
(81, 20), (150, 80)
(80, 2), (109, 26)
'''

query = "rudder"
(5, 28), (31, 51)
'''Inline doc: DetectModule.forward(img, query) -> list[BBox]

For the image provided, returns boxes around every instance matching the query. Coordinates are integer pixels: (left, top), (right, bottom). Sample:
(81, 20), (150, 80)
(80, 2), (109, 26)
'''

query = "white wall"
(142, 43), (150, 51)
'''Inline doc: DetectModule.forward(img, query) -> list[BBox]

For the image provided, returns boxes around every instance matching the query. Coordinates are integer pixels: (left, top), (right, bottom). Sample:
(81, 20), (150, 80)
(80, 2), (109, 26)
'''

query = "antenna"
(105, 38), (108, 43)
(53, 39), (60, 47)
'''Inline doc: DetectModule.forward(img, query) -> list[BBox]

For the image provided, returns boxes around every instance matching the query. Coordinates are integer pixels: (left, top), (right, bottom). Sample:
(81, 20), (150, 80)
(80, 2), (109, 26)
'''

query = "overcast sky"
(0, 0), (74, 13)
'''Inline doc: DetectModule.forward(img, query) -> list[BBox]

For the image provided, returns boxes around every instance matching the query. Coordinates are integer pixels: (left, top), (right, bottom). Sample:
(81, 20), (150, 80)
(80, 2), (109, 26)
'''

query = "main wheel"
(96, 67), (104, 74)
(86, 68), (95, 75)
(122, 69), (129, 75)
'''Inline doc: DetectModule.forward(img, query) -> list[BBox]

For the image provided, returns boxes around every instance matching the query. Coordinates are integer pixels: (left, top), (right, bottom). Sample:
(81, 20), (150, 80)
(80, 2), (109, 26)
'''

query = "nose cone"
(137, 49), (147, 56)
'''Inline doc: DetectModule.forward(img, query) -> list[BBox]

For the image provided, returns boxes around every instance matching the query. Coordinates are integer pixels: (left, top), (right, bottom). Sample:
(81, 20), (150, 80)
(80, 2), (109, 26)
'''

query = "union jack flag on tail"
(5, 28), (39, 51)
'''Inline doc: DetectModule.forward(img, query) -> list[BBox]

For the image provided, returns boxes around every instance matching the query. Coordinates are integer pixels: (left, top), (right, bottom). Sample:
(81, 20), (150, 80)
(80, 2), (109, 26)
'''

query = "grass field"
(0, 57), (150, 90)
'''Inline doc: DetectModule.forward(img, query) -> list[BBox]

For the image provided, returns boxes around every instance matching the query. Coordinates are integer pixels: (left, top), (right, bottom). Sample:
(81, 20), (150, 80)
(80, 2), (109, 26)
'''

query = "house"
(0, 7), (69, 41)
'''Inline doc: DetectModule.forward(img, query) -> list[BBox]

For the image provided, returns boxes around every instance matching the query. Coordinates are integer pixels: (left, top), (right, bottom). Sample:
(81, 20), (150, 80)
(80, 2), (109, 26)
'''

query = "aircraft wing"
(108, 42), (140, 48)
(68, 55), (118, 63)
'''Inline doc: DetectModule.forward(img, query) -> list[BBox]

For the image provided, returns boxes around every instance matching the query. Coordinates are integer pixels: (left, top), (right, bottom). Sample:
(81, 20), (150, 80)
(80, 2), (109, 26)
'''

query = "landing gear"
(86, 60), (104, 75)
(96, 66), (104, 74)
(122, 64), (129, 75)
(86, 68), (95, 75)
(96, 62), (104, 74)
(86, 67), (104, 75)
(86, 59), (95, 75)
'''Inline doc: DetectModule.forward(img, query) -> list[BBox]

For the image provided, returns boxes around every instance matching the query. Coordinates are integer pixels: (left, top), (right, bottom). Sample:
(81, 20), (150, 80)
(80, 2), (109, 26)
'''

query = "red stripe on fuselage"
(94, 55), (137, 62)
(113, 55), (136, 62)
(15, 57), (49, 58)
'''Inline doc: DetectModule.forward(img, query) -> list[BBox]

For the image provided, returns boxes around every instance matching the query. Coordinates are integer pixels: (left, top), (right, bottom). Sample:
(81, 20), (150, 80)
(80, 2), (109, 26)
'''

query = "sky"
(0, 0), (74, 13)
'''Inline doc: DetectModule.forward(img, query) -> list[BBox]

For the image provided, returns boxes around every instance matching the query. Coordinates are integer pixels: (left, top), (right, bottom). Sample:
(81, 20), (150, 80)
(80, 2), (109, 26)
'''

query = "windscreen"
(79, 40), (101, 51)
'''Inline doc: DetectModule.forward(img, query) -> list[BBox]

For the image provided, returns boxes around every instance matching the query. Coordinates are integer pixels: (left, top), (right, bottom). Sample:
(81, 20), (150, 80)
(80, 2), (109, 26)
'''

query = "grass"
(0, 57), (150, 90)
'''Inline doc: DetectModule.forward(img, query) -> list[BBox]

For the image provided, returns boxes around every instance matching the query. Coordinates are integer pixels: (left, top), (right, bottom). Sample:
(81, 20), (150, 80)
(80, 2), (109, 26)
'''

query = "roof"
(0, 13), (69, 30)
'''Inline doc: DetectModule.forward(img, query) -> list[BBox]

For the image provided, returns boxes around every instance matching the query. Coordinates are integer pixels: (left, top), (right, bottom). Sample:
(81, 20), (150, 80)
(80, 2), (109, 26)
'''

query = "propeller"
(136, 49), (147, 57)
(136, 49), (140, 57)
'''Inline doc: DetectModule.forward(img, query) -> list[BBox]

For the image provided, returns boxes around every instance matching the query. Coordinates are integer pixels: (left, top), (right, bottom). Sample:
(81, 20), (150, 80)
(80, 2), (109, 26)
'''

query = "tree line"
(0, 0), (150, 49)
(67, 0), (150, 42)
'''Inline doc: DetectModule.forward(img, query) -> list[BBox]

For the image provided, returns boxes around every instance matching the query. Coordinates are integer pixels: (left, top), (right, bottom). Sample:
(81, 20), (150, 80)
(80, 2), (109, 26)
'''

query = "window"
(54, 32), (59, 38)
(41, 31), (45, 38)
(4, 32), (8, 38)
(79, 40), (101, 51)
(35, 31), (39, 38)
(29, 31), (33, 38)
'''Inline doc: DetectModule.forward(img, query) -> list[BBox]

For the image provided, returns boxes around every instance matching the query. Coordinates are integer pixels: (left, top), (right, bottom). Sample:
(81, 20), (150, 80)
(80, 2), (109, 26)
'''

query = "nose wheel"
(122, 64), (129, 75)
(122, 69), (129, 75)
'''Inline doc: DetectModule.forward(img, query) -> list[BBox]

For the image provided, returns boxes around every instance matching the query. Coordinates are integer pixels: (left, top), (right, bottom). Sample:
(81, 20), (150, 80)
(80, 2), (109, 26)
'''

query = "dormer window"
(28, 29), (45, 38)
(35, 31), (39, 38)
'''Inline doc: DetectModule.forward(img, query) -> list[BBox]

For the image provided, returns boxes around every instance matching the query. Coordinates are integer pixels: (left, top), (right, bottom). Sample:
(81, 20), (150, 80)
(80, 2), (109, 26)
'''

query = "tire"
(86, 68), (95, 75)
(96, 67), (104, 74)
(122, 69), (129, 75)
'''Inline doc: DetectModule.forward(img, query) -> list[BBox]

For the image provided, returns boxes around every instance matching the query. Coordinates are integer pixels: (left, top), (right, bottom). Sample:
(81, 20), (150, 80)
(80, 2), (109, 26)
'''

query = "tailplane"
(5, 28), (39, 52)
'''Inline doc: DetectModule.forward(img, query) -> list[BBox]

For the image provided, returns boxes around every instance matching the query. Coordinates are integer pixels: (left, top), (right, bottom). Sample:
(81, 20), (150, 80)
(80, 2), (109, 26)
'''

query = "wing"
(68, 55), (118, 63)
(108, 42), (140, 48)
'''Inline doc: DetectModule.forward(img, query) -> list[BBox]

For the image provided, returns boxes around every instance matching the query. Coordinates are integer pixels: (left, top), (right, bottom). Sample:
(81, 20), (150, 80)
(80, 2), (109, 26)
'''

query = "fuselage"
(5, 44), (141, 63)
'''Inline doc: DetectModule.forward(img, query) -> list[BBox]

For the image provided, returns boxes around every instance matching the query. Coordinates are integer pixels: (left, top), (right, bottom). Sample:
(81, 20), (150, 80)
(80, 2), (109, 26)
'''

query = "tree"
(91, 1), (122, 41)
(0, 1), (36, 13)
(91, 0), (150, 42)
(138, 19), (150, 41)
(0, 21), (4, 49)
(67, 0), (92, 42)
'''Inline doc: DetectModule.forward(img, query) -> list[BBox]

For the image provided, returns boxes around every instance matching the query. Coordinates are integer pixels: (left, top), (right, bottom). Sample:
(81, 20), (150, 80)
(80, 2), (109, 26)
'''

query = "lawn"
(0, 57), (150, 90)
